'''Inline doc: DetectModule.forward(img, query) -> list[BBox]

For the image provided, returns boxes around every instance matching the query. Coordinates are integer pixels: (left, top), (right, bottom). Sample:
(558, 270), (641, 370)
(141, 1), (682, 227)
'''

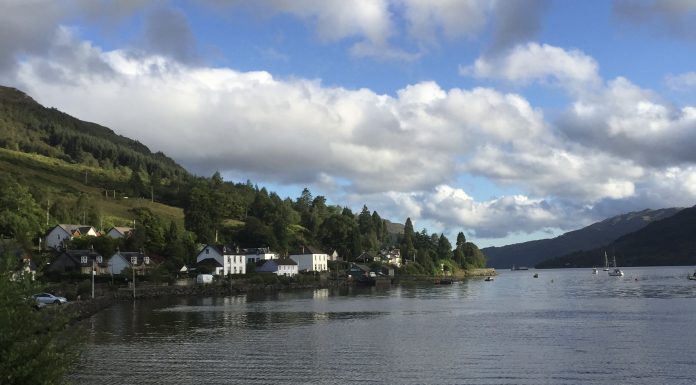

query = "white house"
(45, 224), (98, 250)
(108, 250), (154, 275)
(379, 248), (402, 268)
(244, 247), (277, 263)
(256, 258), (298, 277)
(196, 244), (246, 276)
(289, 245), (329, 272)
(106, 226), (133, 239)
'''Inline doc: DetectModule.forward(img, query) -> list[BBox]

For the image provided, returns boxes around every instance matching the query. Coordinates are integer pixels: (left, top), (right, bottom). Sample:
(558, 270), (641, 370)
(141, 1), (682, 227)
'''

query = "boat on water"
(688, 269), (696, 280)
(608, 254), (623, 277)
(592, 267), (598, 274)
(533, 273), (539, 278)
(511, 265), (529, 271)
(484, 276), (494, 281)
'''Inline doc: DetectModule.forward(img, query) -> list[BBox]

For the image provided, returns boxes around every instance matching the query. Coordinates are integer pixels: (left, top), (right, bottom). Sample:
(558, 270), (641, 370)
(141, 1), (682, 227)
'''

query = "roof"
(290, 245), (325, 255)
(108, 226), (133, 236)
(276, 258), (297, 266)
(57, 249), (108, 267)
(197, 258), (223, 268)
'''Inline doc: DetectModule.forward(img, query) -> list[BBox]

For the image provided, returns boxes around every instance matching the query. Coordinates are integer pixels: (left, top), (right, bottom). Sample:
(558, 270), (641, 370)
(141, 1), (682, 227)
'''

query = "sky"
(2, 0), (696, 248)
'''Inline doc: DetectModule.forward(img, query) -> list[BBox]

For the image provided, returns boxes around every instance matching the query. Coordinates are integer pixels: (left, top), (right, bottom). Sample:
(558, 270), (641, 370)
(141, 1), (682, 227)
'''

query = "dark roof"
(290, 245), (325, 255)
(197, 258), (223, 268)
(276, 258), (297, 266)
(62, 249), (107, 267)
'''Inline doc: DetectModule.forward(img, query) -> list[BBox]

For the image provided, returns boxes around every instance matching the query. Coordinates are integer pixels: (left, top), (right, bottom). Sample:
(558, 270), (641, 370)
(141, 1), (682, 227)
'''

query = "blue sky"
(2, 0), (696, 247)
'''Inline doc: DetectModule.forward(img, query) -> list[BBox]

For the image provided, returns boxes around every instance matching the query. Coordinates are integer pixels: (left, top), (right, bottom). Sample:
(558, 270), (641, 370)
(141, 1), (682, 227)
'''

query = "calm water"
(71, 267), (696, 384)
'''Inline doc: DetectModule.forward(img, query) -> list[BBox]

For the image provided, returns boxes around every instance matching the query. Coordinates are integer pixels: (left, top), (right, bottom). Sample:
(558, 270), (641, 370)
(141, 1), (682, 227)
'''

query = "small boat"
(511, 265), (529, 271)
(533, 273), (539, 278)
(484, 276), (494, 281)
(688, 269), (696, 280)
(608, 254), (623, 277)
(592, 267), (598, 274)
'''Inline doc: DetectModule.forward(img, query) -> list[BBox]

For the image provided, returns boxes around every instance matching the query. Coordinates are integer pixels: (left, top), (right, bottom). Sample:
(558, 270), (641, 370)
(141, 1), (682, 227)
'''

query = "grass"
(0, 148), (184, 229)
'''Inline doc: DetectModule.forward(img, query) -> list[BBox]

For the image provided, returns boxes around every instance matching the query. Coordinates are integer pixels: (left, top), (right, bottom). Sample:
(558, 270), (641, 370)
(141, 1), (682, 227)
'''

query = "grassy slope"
(0, 147), (184, 229)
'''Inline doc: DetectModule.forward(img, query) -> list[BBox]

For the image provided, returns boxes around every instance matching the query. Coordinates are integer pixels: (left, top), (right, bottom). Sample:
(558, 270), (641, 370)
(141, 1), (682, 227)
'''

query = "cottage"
(47, 248), (107, 275)
(354, 251), (376, 264)
(346, 264), (370, 279)
(289, 245), (329, 272)
(378, 248), (402, 267)
(105, 226), (133, 239)
(45, 224), (98, 250)
(108, 250), (156, 275)
(256, 258), (298, 277)
(195, 244), (246, 276)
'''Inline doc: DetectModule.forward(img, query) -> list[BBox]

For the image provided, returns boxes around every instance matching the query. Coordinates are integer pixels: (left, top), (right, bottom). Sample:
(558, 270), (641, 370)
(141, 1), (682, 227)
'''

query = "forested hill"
(536, 205), (696, 268)
(1, 85), (486, 274)
(483, 208), (681, 269)
(0, 86), (189, 182)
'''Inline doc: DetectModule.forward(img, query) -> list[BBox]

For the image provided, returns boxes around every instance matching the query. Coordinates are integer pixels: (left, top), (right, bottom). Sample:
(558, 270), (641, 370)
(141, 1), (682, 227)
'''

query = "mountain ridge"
(482, 207), (682, 269)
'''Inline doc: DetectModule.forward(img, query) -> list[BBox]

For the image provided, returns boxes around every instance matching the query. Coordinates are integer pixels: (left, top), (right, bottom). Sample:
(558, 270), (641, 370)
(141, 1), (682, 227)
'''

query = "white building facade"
(289, 246), (329, 272)
(196, 244), (246, 275)
(45, 224), (98, 250)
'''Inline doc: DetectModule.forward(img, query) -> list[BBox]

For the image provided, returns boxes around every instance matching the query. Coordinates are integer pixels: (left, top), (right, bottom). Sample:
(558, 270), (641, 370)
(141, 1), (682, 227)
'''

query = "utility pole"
(91, 259), (95, 299)
(46, 199), (50, 226)
(132, 262), (136, 300)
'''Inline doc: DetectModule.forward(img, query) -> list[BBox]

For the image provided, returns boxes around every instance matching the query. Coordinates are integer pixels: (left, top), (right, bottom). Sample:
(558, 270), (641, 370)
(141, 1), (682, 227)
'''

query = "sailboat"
(603, 252), (610, 271)
(608, 254), (623, 277)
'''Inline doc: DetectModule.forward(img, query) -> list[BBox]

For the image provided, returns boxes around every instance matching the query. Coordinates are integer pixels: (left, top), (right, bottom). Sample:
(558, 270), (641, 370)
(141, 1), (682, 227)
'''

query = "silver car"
(33, 293), (68, 307)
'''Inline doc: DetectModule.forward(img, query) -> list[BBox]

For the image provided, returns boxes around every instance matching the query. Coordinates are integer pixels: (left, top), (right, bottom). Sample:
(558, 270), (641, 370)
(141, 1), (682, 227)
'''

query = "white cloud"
(560, 77), (696, 167)
(665, 72), (696, 90)
(461, 42), (601, 92)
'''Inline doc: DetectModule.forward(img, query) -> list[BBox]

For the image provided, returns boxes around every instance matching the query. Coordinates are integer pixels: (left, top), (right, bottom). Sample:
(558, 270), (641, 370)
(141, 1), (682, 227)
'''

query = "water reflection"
(73, 266), (696, 385)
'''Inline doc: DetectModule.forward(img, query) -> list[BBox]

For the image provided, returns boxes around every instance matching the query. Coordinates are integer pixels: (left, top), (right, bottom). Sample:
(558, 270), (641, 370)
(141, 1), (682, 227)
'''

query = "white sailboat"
(608, 254), (623, 277)
(603, 252), (610, 271)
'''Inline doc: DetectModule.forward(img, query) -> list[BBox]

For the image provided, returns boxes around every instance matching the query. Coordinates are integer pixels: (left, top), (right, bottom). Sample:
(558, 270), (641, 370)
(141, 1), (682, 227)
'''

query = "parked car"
(32, 293), (68, 307)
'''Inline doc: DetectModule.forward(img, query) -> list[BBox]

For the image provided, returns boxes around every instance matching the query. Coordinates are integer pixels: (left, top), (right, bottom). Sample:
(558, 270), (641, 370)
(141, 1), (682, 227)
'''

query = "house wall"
(289, 254), (328, 272)
(109, 254), (130, 274)
(277, 264), (298, 276)
(106, 229), (124, 238)
(224, 254), (246, 275)
(46, 227), (71, 250)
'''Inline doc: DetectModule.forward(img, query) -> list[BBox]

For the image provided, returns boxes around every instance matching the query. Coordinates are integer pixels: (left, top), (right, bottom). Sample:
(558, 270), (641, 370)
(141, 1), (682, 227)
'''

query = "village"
(17, 223), (406, 298)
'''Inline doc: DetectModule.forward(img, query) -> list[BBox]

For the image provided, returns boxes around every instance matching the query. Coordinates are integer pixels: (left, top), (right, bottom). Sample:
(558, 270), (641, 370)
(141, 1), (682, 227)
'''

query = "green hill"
(0, 86), (190, 229)
(536, 205), (696, 268)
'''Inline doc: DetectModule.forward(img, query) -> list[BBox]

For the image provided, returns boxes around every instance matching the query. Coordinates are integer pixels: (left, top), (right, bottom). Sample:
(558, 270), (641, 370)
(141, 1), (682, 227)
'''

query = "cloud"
(613, 0), (696, 40)
(487, 0), (548, 54)
(559, 77), (696, 167)
(0, 1), (67, 72)
(140, 7), (198, 63)
(461, 42), (601, 92)
(665, 72), (696, 91)
(10, 28), (696, 240)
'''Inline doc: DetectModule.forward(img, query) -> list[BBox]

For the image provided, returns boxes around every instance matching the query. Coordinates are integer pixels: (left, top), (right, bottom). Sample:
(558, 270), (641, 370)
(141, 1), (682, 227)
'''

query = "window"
(97, 256), (102, 263)
(144, 256), (150, 264)
(131, 256), (138, 265)
(81, 256), (87, 264)
(206, 248), (209, 254)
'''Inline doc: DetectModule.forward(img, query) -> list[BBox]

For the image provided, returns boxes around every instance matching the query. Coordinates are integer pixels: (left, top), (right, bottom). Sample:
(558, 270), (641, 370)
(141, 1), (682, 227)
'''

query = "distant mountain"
(482, 208), (682, 269)
(537, 205), (696, 268)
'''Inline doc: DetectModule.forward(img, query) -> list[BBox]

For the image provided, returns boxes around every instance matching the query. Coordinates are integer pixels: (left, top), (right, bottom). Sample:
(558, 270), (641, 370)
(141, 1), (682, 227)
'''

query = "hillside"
(537, 205), (696, 268)
(482, 208), (682, 269)
(0, 86), (191, 228)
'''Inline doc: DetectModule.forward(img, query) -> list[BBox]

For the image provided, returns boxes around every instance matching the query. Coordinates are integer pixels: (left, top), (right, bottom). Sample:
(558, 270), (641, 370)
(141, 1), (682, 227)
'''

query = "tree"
(0, 241), (84, 384)
(437, 233), (453, 259)
(400, 217), (415, 262)
(0, 175), (43, 248)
